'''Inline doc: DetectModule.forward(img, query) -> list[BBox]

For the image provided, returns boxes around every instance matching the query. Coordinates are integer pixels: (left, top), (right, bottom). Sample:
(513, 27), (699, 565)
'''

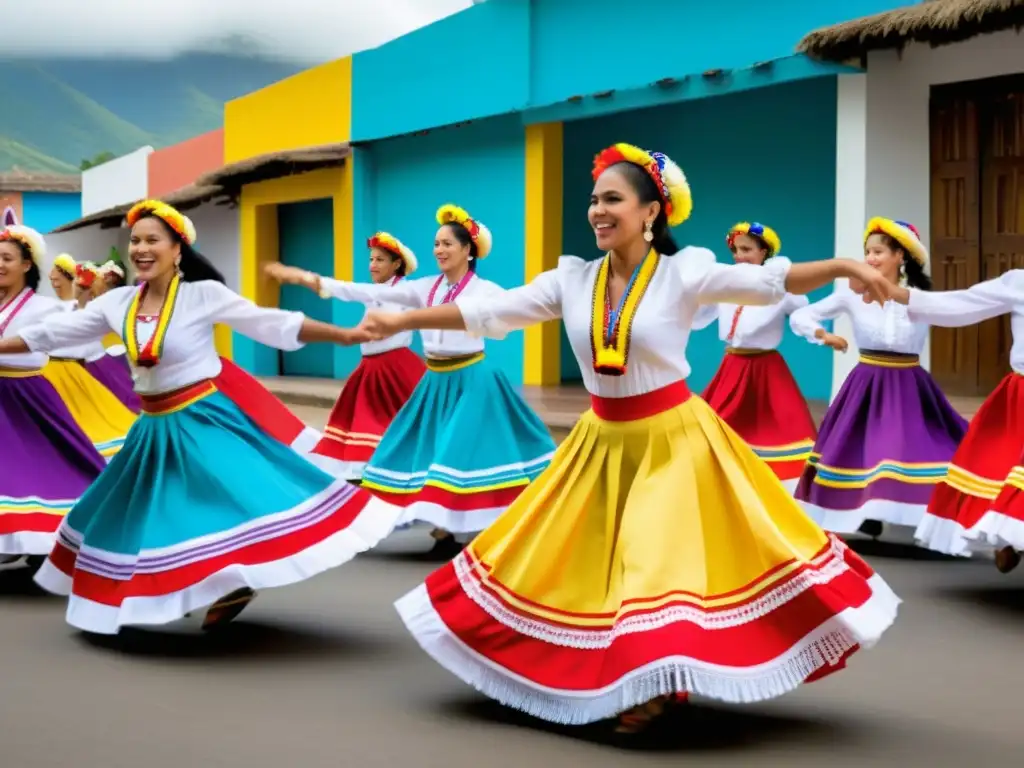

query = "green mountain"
(0, 54), (304, 172)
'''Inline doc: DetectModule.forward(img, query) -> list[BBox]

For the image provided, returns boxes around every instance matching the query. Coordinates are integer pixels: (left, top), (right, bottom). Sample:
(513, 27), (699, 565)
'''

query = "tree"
(80, 151), (116, 171)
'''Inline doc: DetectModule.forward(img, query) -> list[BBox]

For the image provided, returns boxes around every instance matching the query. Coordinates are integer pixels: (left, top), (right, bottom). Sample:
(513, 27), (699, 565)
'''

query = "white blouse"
(19, 280), (306, 394)
(49, 301), (110, 363)
(323, 278), (415, 356)
(321, 273), (505, 358)
(789, 281), (928, 355)
(0, 289), (65, 369)
(906, 269), (1024, 374)
(693, 292), (809, 350)
(456, 247), (791, 398)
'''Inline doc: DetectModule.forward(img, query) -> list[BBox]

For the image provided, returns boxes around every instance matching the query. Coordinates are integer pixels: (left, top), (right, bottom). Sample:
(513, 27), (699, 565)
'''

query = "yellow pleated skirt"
(397, 381), (900, 725)
(42, 360), (136, 459)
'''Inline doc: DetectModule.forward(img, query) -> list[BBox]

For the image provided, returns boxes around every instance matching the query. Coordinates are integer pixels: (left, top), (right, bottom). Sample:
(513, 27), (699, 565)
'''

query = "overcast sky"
(0, 0), (475, 62)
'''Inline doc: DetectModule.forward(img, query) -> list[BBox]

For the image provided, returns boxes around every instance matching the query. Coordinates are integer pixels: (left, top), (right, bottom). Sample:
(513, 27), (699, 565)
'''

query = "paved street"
(4, 405), (1023, 766)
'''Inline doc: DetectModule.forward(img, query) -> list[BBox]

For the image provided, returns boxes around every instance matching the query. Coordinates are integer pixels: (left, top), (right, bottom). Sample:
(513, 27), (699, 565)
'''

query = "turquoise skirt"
(34, 379), (401, 634)
(360, 354), (555, 533)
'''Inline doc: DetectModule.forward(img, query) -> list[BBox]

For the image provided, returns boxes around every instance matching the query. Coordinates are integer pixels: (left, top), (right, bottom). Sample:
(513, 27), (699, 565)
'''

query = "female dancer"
(50, 253), (77, 301)
(694, 222), (817, 490)
(0, 199), (401, 634)
(305, 232), (425, 480)
(0, 225), (107, 570)
(360, 142), (899, 734)
(267, 205), (555, 558)
(885, 270), (1024, 571)
(789, 218), (967, 537)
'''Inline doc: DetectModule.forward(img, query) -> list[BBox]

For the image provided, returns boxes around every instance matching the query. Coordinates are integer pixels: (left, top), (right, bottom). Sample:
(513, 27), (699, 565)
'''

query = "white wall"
(830, 28), (1024, 399)
(81, 146), (153, 217)
(190, 202), (240, 292)
(37, 228), (129, 299)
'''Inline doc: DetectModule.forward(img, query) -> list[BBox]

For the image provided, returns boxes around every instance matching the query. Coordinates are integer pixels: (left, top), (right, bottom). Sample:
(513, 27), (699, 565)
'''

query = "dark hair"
(441, 222), (479, 272)
(874, 233), (932, 291)
(376, 248), (406, 277)
(139, 212), (225, 284)
(607, 161), (680, 255)
(729, 231), (774, 262)
(2, 239), (40, 291)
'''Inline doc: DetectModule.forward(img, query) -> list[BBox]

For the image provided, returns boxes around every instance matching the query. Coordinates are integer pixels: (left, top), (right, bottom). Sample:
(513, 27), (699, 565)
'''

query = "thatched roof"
(798, 0), (1024, 61)
(0, 170), (81, 193)
(50, 183), (228, 234)
(195, 143), (351, 190)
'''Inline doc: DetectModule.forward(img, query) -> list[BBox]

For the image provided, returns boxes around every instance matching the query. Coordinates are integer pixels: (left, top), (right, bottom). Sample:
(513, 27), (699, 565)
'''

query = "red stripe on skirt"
(213, 357), (306, 445)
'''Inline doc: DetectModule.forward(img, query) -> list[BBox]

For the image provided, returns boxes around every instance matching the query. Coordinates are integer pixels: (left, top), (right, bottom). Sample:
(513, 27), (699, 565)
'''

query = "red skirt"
(212, 357), (319, 453)
(702, 349), (817, 485)
(313, 347), (425, 476)
(916, 372), (1024, 554)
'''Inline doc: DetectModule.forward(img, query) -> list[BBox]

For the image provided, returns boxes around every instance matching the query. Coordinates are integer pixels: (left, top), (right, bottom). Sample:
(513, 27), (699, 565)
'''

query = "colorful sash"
(0, 288), (34, 337)
(122, 274), (181, 367)
(589, 250), (659, 375)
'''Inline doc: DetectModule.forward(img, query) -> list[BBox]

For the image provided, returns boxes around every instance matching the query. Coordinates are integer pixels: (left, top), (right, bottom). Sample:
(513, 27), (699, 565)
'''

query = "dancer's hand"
(846, 262), (895, 306)
(816, 330), (848, 352)
(337, 326), (376, 346)
(265, 262), (317, 291)
(360, 310), (406, 339)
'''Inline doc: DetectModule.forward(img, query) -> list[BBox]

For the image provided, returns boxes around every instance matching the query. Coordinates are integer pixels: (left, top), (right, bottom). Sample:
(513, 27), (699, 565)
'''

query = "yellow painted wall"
(238, 166), (352, 310)
(523, 122), (563, 386)
(224, 57), (352, 163)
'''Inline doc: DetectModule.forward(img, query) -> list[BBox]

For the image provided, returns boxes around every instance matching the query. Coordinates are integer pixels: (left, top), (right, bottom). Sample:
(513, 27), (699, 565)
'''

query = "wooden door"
(978, 85), (1024, 392)
(929, 92), (981, 393)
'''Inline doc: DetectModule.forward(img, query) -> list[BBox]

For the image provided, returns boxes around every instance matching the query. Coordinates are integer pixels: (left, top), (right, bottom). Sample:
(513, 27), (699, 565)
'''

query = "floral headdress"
(727, 222), (781, 257)
(52, 253), (77, 279)
(0, 225), (46, 266)
(368, 232), (418, 275)
(864, 217), (928, 266)
(592, 143), (692, 227)
(125, 199), (197, 245)
(75, 261), (100, 289)
(436, 204), (492, 259)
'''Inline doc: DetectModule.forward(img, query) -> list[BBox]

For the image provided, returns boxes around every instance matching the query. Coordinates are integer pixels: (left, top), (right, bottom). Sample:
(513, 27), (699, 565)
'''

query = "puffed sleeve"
(677, 246), (791, 306)
(906, 271), (1023, 327)
(783, 293), (811, 314)
(456, 259), (569, 340)
(201, 281), (306, 351)
(319, 276), (425, 309)
(788, 284), (850, 343)
(691, 303), (719, 331)
(20, 292), (118, 353)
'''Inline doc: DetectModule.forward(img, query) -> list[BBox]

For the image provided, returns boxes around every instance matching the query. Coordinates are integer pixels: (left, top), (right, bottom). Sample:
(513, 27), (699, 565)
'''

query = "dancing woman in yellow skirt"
(361, 143), (901, 735)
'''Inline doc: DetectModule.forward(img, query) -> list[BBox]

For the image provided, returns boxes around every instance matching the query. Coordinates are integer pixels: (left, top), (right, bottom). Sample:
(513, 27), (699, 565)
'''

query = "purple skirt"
(795, 352), (968, 532)
(0, 372), (106, 554)
(85, 354), (140, 413)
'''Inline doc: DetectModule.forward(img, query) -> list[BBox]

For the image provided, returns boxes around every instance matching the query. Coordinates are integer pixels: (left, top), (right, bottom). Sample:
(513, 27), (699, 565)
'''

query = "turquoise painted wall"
(561, 77), (837, 402)
(351, 1), (530, 141)
(360, 115), (527, 383)
(21, 192), (81, 233)
(351, 0), (913, 137)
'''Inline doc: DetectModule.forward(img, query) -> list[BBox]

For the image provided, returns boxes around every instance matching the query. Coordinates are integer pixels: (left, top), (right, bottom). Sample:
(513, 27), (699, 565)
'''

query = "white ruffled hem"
(394, 573), (901, 726)
(799, 498), (925, 534)
(34, 496), (401, 635)
(0, 530), (58, 556)
(396, 502), (506, 535)
(307, 455), (366, 482)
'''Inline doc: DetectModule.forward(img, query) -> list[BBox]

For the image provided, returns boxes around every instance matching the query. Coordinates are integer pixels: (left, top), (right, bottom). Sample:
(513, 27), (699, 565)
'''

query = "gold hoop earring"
(643, 221), (654, 243)
(175, 259), (183, 277)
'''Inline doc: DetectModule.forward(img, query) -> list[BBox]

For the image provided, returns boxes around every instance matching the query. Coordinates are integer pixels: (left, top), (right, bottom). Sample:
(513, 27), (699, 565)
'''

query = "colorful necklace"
(122, 274), (182, 367)
(427, 270), (474, 306)
(0, 288), (34, 337)
(589, 250), (660, 375)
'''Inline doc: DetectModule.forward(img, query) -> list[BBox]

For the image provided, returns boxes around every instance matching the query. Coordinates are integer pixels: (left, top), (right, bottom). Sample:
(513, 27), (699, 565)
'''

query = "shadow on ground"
(436, 696), (861, 752)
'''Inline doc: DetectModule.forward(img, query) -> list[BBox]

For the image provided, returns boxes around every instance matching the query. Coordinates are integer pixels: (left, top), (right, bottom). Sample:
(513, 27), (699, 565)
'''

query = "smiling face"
(730, 233), (769, 266)
(588, 165), (660, 253)
(129, 216), (180, 283)
(434, 224), (471, 274)
(369, 247), (402, 284)
(864, 233), (903, 283)
(0, 241), (31, 293)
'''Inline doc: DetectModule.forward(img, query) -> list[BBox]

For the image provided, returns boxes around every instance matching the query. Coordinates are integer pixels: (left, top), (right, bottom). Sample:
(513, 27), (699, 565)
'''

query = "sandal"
(614, 696), (668, 734)
(202, 588), (256, 630)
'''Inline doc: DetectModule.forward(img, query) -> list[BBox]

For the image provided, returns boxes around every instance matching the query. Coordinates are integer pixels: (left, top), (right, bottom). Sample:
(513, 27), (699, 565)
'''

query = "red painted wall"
(147, 129), (224, 198)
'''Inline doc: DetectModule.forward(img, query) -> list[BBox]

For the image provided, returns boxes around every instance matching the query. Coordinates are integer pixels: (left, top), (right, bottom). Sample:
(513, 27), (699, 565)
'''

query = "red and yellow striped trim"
(140, 380), (217, 415)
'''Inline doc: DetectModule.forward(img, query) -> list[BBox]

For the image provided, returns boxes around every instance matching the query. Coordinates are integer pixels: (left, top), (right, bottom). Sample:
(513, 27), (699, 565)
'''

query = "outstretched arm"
(789, 289), (850, 351)
(265, 263), (423, 309)
(16, 297), (112, 354)
(885, 272), (1020, 327)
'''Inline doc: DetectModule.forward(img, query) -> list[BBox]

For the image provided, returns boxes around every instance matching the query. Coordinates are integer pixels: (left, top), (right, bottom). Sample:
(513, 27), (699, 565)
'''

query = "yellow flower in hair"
(0, 224), (47, 266)
(126, 199), (197, 245)
(592, 143), (693, 227)
(368, 231), (418, 275)
(436, 203), (492, 258)
(864, 217), (928, 267)
(53, 253), (77, 277)
(727, 222), (781, 257)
